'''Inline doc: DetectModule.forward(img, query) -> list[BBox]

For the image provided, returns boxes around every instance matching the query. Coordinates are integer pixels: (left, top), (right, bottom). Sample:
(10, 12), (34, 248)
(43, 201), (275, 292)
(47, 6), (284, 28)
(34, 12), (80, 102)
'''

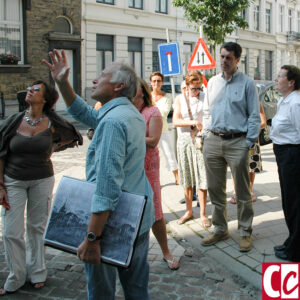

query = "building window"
(152, 39), (166, 72)
(129, 0), (143, 9)
(265, 3), (271, 33)
(288, 9), (293, 32)
(96, 34), (114, 75)
(280, 50), (285, 66)
(96, 0), (114, 4)
(265, 50), (273, 80)
(241, 8), (247, 21)
(156, 0), (168, 14)
(183, 43), (193, 75)
(279, 6), (284, 33)
(254, 50), (261, 80)
(254, 4), (260, 31)
(0, 0), (23, 63)
(128, 37), (143, 77)
(54, 17), (72, 34)
(240, 49), (249, 75)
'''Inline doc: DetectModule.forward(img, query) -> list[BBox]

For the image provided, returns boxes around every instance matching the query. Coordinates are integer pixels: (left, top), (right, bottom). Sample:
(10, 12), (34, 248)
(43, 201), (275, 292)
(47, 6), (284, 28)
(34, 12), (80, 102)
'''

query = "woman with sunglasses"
(150, 72), (179, 185)
(173, 70), (210, 227)
(133, 78), (179, 270)
(0, 81), (82, 295)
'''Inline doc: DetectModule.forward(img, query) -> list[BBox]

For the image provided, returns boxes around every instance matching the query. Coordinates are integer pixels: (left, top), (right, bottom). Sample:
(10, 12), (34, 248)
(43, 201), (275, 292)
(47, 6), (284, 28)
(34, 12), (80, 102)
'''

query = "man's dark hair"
(281, 65), (300, 90)
(220, 42), (242, 59)
(32, 80), (59, 113)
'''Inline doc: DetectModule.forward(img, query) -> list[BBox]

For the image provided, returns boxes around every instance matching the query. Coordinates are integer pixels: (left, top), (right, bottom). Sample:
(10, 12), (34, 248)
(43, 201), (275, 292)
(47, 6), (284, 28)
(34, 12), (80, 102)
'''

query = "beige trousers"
(1, 175), (54, 292)
(203, 133), (253, 236)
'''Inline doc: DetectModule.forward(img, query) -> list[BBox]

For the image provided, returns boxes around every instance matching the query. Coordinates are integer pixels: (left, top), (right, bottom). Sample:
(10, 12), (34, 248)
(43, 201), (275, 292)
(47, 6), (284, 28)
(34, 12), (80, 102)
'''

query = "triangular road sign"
(187, 38), (216, 70)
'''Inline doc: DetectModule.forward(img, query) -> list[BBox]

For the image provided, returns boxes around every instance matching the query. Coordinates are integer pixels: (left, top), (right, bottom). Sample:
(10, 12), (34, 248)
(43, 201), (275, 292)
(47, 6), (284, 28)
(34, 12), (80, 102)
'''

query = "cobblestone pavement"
(0, 126), (273, 299)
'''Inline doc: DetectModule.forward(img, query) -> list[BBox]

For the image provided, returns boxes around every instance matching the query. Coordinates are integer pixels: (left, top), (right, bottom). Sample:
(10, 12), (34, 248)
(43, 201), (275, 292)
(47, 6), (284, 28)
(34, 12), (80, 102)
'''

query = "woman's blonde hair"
(185, 70), (203, 86)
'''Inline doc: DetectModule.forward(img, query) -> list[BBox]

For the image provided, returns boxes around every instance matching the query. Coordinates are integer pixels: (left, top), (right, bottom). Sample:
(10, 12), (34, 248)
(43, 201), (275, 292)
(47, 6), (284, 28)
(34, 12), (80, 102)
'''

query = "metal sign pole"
(165, 28), (177, 159)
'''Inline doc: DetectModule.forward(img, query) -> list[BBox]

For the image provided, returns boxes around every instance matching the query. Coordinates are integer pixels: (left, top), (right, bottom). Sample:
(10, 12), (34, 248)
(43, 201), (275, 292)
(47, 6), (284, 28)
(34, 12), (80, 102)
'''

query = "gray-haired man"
(44, 51), (154, 299)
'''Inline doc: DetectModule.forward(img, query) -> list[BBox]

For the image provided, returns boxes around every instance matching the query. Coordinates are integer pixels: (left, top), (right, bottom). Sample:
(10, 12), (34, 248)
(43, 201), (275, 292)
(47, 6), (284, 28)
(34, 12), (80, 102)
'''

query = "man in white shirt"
(270, 65), (300, 262)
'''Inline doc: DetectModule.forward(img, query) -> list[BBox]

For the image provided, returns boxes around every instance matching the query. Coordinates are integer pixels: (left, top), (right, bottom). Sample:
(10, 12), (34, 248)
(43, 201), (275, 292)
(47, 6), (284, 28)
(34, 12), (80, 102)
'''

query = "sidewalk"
(0, 127), (283, 299)
(161, 141), (287, 289)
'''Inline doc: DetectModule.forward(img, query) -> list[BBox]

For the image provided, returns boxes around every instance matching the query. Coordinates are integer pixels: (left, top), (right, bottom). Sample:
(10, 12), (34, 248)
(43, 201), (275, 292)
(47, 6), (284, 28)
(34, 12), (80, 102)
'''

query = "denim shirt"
(67, 95), (154, 235)
(203, 71), (260, 148)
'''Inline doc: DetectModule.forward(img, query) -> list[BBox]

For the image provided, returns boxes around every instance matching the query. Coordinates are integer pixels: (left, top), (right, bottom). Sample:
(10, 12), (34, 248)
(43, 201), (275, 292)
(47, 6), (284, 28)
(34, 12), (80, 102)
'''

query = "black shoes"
(275, 250), (289, 260)
(274, 244), (286, 252)
(179, 198), (197, 204)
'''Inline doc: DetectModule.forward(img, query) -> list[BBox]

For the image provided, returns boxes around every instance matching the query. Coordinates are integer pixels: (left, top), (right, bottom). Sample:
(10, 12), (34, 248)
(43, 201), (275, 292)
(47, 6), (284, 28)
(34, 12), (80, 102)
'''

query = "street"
(0, 127), (286, 299)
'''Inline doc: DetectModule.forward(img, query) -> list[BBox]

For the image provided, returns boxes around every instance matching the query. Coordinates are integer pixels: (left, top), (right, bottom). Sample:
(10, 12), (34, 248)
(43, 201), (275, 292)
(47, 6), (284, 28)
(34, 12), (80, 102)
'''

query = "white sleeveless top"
(177, 91), (205, 135)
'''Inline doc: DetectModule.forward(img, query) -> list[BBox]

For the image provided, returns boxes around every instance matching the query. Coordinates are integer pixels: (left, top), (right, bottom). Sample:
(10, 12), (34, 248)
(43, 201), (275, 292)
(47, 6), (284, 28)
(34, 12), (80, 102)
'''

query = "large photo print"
(44, 176), (146, 267)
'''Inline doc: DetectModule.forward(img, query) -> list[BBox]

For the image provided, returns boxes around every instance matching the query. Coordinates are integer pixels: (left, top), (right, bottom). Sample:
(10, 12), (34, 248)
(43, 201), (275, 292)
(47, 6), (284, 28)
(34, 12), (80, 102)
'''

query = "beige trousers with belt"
(1, 175), (54, 292)
(203, 133), (253, 237)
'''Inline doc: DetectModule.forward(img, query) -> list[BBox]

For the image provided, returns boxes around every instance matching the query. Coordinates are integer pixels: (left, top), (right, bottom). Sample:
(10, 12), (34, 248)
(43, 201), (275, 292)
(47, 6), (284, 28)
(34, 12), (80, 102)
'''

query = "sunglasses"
(26, 86), (41, 91)
(189, 87), (201, 92)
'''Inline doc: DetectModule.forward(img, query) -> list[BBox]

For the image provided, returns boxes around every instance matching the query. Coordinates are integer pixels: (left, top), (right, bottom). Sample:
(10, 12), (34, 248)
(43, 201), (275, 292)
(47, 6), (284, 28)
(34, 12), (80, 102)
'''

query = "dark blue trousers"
(273, 143), (300, 262)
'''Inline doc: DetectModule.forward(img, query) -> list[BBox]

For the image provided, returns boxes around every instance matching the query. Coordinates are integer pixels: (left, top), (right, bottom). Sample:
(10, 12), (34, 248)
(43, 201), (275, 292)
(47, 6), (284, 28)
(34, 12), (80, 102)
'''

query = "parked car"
(256, 81), (281, 145)
(160, 82), (182, 95)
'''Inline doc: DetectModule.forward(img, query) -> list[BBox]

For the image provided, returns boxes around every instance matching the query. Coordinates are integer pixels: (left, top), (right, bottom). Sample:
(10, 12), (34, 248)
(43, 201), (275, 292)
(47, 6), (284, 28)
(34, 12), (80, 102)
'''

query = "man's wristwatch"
(86, 232), (101, 242)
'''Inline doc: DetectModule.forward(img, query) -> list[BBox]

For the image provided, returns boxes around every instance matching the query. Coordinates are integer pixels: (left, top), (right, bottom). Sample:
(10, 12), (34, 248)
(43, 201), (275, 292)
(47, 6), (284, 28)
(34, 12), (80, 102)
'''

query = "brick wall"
(0, 0), (81, 115)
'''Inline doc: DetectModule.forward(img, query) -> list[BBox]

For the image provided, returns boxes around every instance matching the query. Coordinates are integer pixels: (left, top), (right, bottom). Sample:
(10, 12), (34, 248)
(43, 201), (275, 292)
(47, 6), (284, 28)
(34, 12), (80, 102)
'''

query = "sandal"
(177, 214), (194, 225)
(0, 288), (16, 296)
(163, 257), (180, 270)
(31, 282), (45, 289)
(201, 216), (211, 228)
(230, 194), (237, 204)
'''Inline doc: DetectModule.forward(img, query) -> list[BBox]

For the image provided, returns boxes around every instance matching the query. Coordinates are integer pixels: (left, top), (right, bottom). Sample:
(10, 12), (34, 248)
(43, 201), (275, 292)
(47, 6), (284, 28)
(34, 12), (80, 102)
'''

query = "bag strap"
(184, 92), (194, 121)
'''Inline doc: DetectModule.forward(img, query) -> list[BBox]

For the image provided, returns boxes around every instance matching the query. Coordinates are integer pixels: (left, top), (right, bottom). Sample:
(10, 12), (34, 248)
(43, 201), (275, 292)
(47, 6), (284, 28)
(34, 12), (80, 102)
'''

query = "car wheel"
(259, 124), (272, 145)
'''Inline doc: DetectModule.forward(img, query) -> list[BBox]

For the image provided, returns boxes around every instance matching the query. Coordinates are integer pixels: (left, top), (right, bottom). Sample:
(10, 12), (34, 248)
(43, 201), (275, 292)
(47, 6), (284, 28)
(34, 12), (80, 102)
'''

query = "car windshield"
(161, 85), (181, 94)
(264, 86), (281, 103)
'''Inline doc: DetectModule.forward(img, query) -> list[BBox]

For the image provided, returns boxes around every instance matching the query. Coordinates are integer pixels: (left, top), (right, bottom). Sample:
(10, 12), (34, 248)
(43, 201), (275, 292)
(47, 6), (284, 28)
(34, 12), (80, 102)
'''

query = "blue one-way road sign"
(158, 42), (181, 76)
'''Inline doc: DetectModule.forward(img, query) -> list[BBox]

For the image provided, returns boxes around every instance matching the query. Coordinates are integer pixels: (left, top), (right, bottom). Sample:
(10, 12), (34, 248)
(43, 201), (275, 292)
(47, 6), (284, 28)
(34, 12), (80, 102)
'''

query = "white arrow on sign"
(165, 51), (173, 72)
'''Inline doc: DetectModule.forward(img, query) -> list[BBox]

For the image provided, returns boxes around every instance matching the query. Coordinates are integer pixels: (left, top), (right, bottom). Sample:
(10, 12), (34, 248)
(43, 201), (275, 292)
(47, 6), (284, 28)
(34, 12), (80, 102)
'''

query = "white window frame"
(0, 0), (23, 63)
(279, 5), (284, 33)
(156, 0), (168, 14)
(254, 4), (260, 31)
(265, 3), (271, 34)
(288, 9), (293, 32)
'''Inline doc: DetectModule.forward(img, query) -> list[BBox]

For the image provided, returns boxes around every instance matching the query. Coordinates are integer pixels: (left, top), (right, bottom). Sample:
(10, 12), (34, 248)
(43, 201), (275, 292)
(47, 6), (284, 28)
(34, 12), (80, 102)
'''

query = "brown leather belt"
(210, 131), (246, 140)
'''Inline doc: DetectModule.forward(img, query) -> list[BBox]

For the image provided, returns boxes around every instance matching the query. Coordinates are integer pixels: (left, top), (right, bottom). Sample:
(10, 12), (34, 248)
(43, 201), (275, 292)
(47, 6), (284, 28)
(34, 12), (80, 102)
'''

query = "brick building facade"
(0, 0), (81, 116)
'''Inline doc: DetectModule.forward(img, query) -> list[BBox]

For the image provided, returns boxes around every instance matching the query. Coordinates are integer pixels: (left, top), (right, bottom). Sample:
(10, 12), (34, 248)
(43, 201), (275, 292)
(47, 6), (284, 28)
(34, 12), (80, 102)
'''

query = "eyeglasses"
(189, 88), (201, 92)
(151, 80), (162, 83)
(26, 86), (41, 92)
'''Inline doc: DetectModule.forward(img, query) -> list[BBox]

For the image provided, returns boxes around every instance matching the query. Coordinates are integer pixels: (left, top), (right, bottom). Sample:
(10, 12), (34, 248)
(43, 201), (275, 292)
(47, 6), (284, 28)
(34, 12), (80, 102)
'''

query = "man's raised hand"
(43, 49), (70, 85)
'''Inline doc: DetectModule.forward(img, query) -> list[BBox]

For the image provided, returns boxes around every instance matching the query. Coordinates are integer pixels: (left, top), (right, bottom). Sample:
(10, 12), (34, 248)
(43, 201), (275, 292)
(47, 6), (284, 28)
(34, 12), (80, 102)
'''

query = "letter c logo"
(283, 271), (298, 296)
(264, 265), (280, 298)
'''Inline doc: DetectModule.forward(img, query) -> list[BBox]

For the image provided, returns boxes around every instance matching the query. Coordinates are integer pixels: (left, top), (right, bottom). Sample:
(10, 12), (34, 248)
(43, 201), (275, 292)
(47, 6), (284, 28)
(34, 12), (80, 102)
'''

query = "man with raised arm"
(43, 50), (154, 299)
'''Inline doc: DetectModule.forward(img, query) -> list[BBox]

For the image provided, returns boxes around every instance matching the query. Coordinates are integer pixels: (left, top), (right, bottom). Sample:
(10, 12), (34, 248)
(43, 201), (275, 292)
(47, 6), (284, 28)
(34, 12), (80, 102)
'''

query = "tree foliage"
(172, 0), (249, 51)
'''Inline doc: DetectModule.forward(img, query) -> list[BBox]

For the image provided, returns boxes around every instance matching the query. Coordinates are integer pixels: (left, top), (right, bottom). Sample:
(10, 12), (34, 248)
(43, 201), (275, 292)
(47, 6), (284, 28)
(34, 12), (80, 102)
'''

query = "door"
(55, 49), (74, 111)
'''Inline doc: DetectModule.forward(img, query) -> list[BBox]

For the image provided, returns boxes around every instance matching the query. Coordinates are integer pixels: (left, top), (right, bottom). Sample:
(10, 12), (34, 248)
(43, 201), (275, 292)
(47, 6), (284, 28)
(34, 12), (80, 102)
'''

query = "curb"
(167, 219), (262, 291)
